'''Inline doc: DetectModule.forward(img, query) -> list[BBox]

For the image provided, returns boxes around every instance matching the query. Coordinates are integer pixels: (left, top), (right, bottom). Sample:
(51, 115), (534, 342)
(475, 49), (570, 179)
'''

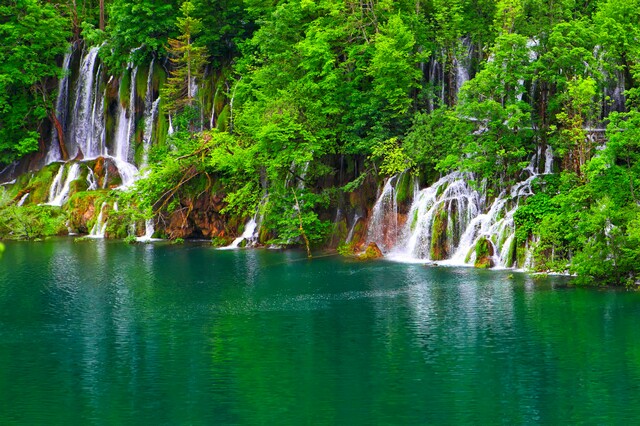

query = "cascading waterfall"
(222, 218), (259, 249)
(111, 64), (140, 188)
(17, 193), (29, 206)
(46, 49), (73, 164)
(46, 163), (81, 206)
(454, 38), (472, 97)
(366, 175), (400, 252)
(369, 152), (548, 268)
(544, 146), (554, 174)
(346, 214), (363, 243)
(88, 202), (108, 238)
(168, 115), (175, 135)
(388, 173), (482, 262)
(136, 219), (160, 242)
(68, 47), (103, 159)
(221, 194), (268, 249)
(113, 65), (137, 163)
(141, 59), (159, 167)
(86, 166), (98, 190)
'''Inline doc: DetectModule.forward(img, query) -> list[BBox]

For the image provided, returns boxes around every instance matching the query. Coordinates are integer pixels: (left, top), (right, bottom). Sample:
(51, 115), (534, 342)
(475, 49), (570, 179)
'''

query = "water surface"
(1, 239), (639, 424)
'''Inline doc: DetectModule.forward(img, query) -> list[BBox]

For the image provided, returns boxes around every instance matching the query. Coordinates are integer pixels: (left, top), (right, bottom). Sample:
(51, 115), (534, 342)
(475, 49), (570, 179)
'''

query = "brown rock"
(357, 242), (384, 260)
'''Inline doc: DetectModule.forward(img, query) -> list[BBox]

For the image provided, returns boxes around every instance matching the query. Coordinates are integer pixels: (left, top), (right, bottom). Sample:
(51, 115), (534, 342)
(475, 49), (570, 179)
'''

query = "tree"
(0, 0), (70, 164)
(552, 76), (598, 175)
(103, 0), (180, 68)
(161, 1), (208, 120)
(368, 15), (421, 119)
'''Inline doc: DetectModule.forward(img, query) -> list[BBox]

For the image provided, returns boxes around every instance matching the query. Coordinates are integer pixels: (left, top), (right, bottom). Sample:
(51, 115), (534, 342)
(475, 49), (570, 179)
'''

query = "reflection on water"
(1, 239), (640, 423)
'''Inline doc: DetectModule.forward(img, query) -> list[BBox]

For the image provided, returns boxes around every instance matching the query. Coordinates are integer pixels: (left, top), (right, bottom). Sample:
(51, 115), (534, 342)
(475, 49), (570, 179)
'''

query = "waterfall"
(387, 173), (481, 261)
(370, 163), (542, 268)
(543, 145), (554, 174)
(141, 60), (159, 166)
(46, 163), (81, 206)
(111, 65), (140, 188)
(142, 98), (160, 166)
(168, 115), (174, 135)
(86, 166), (98, 190)
(46, 49), (73, 164)
(454, 38), (472, 98)
(17, 193), (29, 206)
(366, 175), (400, 252)
(68, 47), (102, 159)
(113, 65), (137, 164)
(222, 218), (259, 249)
(346, 214), (363, 243)
(136, 219), (160, 242)
(88, 202), (108, 238)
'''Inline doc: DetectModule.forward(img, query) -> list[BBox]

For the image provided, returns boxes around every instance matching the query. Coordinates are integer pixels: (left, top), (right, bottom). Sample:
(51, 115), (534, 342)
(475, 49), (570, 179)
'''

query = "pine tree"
(162, 1), (208, 118)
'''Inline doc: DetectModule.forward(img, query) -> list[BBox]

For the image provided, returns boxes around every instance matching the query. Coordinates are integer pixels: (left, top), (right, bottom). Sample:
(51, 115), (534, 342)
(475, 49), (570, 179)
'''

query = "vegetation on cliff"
(1, 0), (640, 284)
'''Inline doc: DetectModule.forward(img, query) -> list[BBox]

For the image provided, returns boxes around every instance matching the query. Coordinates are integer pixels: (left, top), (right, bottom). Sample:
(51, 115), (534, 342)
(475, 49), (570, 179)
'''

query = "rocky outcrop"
(474, 237), (495, 269)
(357, 242), (383, 260)
(165, 192), (231, 240)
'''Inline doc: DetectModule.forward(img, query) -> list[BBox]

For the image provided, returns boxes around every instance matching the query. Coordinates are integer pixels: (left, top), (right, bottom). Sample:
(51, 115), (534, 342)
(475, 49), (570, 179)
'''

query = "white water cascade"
(454, 38), (473, 97)
(136, 219), (161, 242)
(141, 60), (160, 167)
(86, 166), (98, 190)
(89, 202), (108, 238)
(17, 193), (29, 206)
(68, 47), (104, 159)
(110, 65), (140, 188)
(346, 214), (363, 243)
(366, 176), (400, 252)
(369, 155), (547, 268)
(222, 218), (259, 249)
(46, 163), (81, 206)
(46, 49), (73, 164)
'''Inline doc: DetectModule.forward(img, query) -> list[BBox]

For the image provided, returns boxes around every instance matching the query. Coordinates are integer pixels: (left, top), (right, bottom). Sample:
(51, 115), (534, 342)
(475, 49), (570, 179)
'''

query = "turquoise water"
(1, 239), (640, 424)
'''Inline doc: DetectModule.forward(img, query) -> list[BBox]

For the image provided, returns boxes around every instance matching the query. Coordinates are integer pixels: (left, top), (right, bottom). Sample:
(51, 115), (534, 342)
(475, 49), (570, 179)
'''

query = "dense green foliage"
(2, 0), (640, 284)
(0, 0), (70, 163)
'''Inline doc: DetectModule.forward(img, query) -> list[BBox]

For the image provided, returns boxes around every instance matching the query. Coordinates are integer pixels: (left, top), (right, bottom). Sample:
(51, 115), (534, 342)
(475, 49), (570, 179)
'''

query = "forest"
(1, 0), (640, 285)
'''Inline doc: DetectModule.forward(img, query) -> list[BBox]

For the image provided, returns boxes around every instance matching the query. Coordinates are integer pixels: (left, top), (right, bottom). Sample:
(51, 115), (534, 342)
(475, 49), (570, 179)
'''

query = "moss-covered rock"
(327, 217), (348, 248)
(65, 191), (107, 234)
(430, 205), (449, 260)
(357, 242), (383, 260)
(474, 237), (495, 269)
(395, 171), (414, 207)
(18, 163), (63, 205)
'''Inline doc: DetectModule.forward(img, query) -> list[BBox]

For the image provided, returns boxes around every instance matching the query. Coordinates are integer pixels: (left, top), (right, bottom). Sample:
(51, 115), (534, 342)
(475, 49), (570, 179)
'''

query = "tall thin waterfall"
(454, 38), (472, 97)
(113, 65), (137, 164)
(141, 60), (160, 167)
(346, 214), (363, 243)
(111, 65), (140, 187)
(89, 202), (108, 238)
(46, 49), (73, 164)
(68, 47), (103, 159)
(366, 175), (400, 252)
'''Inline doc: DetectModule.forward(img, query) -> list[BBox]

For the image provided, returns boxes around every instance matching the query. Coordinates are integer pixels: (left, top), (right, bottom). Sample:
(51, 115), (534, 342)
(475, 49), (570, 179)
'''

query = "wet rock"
(474, 237), (495, 269)
(357, 242), (383, 260)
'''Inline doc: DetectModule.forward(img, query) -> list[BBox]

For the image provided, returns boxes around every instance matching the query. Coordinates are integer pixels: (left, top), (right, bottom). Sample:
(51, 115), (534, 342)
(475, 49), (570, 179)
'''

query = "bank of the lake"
(1, 239), (640, 423)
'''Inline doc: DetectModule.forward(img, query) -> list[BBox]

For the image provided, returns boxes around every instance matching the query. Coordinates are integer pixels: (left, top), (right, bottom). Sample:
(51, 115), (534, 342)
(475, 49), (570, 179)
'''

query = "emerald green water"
(1, 239), (640, 424)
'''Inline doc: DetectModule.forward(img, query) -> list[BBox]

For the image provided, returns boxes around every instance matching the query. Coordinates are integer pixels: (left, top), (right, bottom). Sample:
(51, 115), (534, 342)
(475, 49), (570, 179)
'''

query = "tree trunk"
(50, 111), (69, 161)
(99, 0), (105, 31)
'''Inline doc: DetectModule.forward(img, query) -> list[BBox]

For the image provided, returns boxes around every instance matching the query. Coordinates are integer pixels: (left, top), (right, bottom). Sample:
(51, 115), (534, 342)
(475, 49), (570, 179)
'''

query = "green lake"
(1, 239), (640, 424)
